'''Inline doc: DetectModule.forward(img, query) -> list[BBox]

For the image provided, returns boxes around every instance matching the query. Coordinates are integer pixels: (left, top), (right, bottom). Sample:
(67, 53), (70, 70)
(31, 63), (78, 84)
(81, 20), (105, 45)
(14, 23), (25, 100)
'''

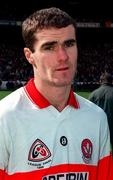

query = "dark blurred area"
(0, 0), (112, 21)
(0, 0), (113, 91)
(0, 0), (113, 44)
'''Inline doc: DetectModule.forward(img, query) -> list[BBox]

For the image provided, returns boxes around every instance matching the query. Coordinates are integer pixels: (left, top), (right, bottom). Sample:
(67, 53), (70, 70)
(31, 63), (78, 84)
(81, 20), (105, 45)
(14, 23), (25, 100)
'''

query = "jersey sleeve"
(97, 113), (113, 180)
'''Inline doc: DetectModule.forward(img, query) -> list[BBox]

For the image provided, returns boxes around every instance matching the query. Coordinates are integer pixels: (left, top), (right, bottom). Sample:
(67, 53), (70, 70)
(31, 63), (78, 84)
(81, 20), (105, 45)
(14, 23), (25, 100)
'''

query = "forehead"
(35, 25), (76, 44)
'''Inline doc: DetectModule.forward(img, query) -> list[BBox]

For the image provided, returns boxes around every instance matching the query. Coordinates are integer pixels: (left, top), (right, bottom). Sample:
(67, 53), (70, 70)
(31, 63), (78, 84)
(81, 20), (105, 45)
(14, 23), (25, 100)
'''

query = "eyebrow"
(41, 38), (76, 49)
(63, 39), (77, 44)
(41, 41), (58, 49)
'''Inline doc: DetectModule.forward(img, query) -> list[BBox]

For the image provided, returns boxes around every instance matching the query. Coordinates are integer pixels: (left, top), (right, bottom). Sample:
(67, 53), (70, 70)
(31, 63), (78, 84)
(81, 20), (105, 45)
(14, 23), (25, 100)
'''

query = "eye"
(64, 40), (76, 48)
(43, 45), (55, 51)
(41, 42), (57, 51)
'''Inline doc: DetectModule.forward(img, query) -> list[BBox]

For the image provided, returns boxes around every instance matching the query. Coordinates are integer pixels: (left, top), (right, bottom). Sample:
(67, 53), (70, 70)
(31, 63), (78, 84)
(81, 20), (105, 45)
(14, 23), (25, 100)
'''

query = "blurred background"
(0, 0), (113, 92)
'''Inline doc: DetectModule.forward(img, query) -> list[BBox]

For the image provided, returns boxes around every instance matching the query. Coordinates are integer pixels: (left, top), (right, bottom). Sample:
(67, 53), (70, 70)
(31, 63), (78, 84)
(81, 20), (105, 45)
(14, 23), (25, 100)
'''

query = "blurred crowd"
(0, 43), (33, 89)
(0, 43), (33, 80)
(77, 43), (113, 82)
(0, 42), (113, 90)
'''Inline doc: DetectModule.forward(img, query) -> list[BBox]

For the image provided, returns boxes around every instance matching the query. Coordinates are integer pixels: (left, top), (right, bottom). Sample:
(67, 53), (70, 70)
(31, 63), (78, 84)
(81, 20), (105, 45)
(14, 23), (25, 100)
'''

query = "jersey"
(0, 79), (112, 180)
(89, 83), (113, 147)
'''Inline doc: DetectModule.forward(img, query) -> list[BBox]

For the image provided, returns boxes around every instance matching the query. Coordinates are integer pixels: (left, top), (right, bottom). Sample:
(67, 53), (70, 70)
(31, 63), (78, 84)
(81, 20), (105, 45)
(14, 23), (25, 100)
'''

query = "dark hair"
(22, 7), (76, 52)
(100, 72), (112, 84)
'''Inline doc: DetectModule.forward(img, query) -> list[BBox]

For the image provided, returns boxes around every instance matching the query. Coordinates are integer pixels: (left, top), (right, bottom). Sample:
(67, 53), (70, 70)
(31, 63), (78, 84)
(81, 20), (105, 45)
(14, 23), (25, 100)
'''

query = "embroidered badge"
(81, 139), (93, 164)
(28, 139), (51, 162)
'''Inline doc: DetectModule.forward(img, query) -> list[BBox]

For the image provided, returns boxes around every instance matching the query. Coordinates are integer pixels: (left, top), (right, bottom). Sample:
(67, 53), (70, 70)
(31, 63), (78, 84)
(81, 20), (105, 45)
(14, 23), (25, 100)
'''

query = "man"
(0, 7), (112, 180)
(89, 72), (113, 149)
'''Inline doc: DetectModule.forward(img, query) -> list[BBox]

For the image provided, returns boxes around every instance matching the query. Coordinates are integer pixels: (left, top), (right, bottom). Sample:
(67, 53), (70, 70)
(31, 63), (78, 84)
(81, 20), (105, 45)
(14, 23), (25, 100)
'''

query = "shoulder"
(0, 87), (24, 115)
(90, 86), (102, 95)
(88, 87), (103, 100)
(75, 93), (109, 134)
(75, 92), (106, 118)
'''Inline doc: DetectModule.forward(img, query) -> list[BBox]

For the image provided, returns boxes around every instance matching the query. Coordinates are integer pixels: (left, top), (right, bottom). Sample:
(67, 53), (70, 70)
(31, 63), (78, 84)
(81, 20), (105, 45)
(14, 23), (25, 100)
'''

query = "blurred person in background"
(0, 7), (112, 180)
(89, 72), (113, 150)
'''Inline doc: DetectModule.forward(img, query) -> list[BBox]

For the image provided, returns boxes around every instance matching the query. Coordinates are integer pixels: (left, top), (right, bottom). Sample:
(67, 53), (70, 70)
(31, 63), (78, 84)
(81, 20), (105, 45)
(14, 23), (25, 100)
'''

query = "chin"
(53, 80), (72, 87)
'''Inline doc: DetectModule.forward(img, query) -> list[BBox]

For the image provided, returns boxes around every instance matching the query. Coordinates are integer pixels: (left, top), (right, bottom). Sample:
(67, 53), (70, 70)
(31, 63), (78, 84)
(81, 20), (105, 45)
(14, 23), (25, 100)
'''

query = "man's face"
(25, 25), (78, 87)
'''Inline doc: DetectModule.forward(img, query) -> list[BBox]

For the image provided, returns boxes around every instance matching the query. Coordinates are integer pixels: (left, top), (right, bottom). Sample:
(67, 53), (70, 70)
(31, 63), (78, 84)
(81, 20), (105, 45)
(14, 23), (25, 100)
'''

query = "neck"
(34, 79), (71, 112)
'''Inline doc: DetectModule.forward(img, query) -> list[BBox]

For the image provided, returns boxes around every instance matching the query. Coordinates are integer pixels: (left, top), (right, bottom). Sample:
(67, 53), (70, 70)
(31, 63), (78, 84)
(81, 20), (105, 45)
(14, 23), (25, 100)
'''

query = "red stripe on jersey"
(24, 78), (80, 109)
(1, 154), (113, 180)
(1, 164), (96, 180)
(0, 169), (5, 179)
(96, 152), (113, 180)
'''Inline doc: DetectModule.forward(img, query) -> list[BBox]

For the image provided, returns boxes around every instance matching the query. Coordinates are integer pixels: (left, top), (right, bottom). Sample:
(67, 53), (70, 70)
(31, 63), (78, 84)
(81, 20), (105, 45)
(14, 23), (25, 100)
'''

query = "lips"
(56, 67), (69, 71)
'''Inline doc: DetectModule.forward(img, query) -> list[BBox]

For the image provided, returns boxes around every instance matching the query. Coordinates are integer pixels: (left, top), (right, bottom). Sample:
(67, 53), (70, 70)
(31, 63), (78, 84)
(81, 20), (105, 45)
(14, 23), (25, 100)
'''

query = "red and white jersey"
(0, 79), (112, 180)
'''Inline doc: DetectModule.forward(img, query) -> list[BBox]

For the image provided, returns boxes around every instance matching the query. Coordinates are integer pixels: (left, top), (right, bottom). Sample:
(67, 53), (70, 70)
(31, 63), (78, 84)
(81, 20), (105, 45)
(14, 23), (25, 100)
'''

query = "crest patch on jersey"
(28, 139), (51, 162)
(81, 138), (93, 164)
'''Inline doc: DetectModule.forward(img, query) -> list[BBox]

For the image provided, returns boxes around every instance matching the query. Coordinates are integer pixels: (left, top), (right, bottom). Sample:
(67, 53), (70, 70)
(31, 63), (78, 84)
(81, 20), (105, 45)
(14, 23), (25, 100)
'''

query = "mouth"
(56, 67), (69, 71)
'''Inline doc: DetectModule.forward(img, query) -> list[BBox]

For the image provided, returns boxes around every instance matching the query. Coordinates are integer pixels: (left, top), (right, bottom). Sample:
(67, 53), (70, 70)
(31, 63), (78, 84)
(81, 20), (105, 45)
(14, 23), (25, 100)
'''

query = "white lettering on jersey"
(43, 172), (89, 180)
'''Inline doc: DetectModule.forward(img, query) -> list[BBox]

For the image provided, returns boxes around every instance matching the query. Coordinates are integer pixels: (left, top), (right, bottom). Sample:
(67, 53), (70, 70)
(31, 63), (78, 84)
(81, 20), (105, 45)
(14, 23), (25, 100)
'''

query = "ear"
(24, 48), (34, 65)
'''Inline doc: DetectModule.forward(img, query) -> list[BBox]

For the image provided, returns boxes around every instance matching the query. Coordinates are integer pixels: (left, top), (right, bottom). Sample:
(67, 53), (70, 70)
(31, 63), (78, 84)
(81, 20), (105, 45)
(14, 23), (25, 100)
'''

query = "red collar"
(24, 79), (80, 109)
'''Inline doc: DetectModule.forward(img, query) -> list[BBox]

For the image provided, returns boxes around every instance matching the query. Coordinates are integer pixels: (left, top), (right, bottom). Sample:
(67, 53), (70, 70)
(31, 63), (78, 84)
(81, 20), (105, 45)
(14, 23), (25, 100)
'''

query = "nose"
(57, 46), (69, 62)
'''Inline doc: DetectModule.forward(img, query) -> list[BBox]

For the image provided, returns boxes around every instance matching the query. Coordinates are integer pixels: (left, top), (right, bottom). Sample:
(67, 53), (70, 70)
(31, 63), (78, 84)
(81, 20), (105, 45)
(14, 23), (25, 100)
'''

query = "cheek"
(69, 49), (78, 65)
(37, 55), (52, 73)
(33, 54), (45, 68)
(41, 54), (56, 68)
(33, 52), (56, 74)
(73, 47), (78, 59)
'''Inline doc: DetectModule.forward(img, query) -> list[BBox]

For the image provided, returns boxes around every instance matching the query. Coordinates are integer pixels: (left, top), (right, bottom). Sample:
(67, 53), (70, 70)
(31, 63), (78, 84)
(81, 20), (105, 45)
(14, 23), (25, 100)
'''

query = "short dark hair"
(100, 72), (112, 84)
(22, 7), (76, 52)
